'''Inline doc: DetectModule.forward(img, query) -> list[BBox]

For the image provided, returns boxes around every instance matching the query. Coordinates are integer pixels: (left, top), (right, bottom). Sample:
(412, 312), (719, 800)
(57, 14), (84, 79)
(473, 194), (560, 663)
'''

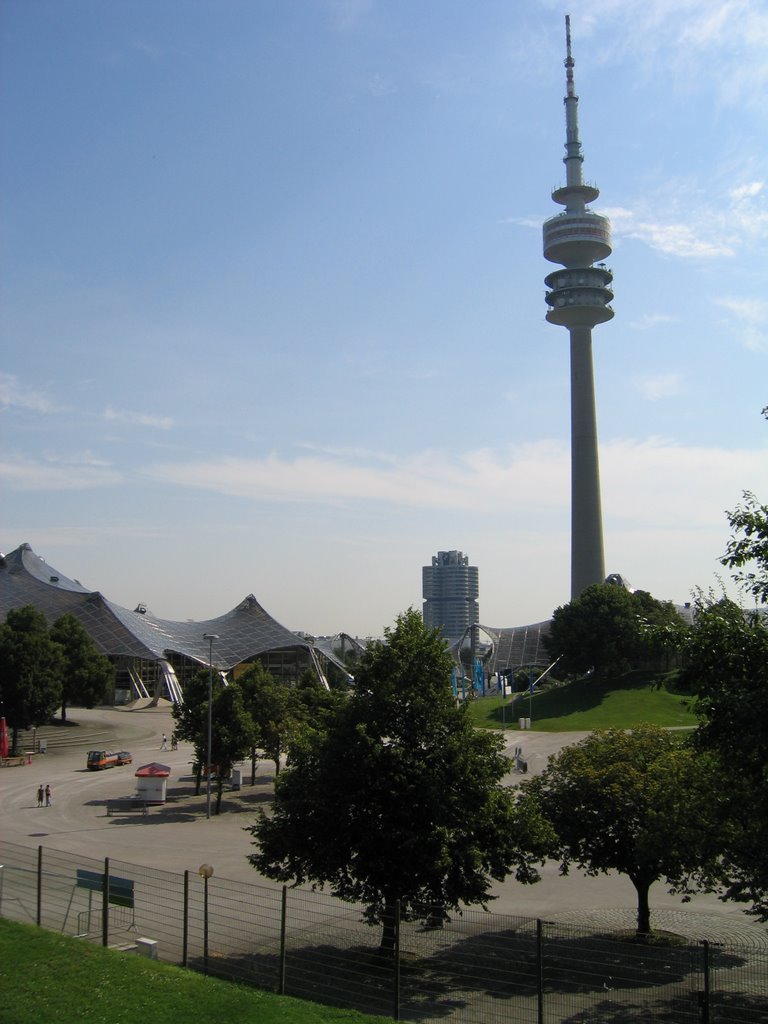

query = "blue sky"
(2, 0), (766, 637)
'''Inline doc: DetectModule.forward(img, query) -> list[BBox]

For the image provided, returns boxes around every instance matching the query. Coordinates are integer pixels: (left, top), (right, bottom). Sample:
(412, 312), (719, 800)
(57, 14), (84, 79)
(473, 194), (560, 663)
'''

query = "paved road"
(2, 705), (766, 947)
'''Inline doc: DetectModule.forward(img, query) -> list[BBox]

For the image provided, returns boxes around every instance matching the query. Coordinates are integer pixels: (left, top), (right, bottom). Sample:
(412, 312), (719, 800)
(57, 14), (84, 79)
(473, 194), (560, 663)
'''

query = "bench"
(1, 756), (26, 768)
(107, 800), (148, 816)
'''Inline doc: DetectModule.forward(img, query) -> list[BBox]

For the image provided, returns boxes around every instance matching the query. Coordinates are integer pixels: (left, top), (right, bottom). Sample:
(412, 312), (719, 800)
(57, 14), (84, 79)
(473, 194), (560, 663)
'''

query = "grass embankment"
(0, 918), (391, 1024)
(467, 672), (695, 732)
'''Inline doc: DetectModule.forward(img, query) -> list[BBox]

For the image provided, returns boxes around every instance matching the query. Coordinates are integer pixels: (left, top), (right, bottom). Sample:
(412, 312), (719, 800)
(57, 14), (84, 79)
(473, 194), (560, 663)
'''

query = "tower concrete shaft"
(542, 15), (614, 600)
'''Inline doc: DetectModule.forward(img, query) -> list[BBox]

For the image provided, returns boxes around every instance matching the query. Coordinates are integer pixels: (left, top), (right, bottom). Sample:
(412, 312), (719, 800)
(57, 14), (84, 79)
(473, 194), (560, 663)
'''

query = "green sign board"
(76, 869), (134, 909)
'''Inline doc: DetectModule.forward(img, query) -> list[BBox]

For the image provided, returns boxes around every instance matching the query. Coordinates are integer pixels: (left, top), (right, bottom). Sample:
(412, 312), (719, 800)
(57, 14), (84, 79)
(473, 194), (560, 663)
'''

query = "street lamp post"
(198, 863), (214, 972)
(528, 667), (534, 727)
(202, 633), (219, 820)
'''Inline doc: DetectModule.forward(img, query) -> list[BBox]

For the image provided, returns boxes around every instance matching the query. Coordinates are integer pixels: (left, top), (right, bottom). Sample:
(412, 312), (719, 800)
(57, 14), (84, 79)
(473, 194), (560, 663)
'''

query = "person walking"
(161, 733), (168, 750)
(45, 784), (52, 807)
(37, 785), (44, 807)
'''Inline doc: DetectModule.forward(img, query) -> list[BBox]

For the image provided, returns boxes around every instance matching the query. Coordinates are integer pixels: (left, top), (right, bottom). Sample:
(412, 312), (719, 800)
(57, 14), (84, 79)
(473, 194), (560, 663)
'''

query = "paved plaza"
(1, 704), (766, 948)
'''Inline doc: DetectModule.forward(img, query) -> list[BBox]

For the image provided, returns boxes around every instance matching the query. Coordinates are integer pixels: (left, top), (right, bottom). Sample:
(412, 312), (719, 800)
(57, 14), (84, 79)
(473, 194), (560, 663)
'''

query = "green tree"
(680, 570), (768, 918)
(677, 476), (768, 919)
(50, 614), (114, 722)
(545, 584), (683, 681)
(172, 671), (255, 813)
(172, 670), (213, 794)
(291, 670), (345, 739)
(519, 726), (723, 935)
(0, 606), (63, 753)
(238, 663), (299, 781)
(209, 684), (256, 814)
(247, 609), (516, 952)
(720, 490), (768, 606)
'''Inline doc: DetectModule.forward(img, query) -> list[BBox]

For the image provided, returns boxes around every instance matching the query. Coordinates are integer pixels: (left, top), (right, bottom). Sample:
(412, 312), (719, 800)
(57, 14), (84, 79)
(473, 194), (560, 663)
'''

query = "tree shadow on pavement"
(187, 922), (756, 1024)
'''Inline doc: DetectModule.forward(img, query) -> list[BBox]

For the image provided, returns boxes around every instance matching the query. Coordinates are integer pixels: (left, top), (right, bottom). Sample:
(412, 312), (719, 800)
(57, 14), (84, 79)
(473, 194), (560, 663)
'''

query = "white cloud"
(327, 0), (373, 32)
(606, 207), (734, 259)
(627, 313), (677, 331)
(103, 407), (174, 430)
(143, 444), (569, 510)
(730, 181), (764, 202)
(0, 456), (122, 491)
(604, 167), (768, 261)
(573, 0), (768, 110)
(714, 296), (768, 351)
(139, 438), (765, 530)
(633, 219), (732, 258)
(6, 438), (762, 633)
(634, 373), (683, 401)
(364, 72), (397, 98)
(601, 438), (766, 531)
(0, 373), (59, 414)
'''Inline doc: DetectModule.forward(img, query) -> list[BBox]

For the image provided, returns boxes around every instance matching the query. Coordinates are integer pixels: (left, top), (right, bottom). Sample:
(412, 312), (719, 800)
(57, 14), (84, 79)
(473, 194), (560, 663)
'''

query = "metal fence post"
(537, 919), (544, 1024)
(203, 874), (210, 974)
(278, 885), (287, 995)
(182, 870), (189, 968)
(36, 846), (42, 927)
(701, 940), (711, 1024)
(393, 899), (401, 1021)
(102, 857), (110, 947)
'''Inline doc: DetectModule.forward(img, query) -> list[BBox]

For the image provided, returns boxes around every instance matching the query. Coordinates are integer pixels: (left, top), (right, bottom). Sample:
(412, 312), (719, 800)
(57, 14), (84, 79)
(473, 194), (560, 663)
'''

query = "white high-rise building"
(422, 550), (479, 640)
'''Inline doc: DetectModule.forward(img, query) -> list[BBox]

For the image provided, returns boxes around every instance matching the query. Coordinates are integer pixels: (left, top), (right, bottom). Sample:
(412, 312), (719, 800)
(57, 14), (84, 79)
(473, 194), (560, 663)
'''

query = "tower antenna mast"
(542, 15), (615, 599)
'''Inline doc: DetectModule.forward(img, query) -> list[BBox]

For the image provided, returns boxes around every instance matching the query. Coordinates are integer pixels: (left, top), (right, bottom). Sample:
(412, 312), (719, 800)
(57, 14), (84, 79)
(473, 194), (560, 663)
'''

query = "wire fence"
(1, 840), (767, 1024)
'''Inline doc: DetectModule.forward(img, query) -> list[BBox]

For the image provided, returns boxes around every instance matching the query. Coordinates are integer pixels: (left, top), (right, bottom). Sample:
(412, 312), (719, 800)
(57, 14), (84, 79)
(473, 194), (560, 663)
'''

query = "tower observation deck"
(543, 16), (614, 599)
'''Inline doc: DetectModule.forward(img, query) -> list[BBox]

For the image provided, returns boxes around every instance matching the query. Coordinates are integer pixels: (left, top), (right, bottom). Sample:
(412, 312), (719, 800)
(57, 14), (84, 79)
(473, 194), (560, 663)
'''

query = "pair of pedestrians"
(36, 784), (52, 807)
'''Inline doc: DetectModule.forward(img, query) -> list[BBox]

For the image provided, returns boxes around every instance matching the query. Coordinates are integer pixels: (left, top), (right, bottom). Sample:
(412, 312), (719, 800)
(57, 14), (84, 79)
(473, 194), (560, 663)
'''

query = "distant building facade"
(422, 550), (479, 640)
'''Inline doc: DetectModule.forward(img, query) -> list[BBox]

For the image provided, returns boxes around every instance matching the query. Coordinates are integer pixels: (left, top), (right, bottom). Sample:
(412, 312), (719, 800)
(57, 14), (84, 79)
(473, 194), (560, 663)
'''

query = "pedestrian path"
(549, 907), (768, 948)
(3, 707), (767, 951)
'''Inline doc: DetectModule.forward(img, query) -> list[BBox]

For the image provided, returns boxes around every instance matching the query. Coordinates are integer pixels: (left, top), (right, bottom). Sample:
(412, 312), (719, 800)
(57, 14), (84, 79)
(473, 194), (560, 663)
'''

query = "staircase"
(10, 718), (117, 756)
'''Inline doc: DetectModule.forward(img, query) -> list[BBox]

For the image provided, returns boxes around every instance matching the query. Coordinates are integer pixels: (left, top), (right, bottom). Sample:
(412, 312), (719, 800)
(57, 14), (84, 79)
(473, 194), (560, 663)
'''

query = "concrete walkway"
(1, 706), (766, 948)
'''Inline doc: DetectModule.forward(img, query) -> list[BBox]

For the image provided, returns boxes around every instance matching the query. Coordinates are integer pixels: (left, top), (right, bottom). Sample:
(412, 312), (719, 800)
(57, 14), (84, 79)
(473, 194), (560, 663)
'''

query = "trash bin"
(38, 739), (47, 754)
(231, 768), (241, 790)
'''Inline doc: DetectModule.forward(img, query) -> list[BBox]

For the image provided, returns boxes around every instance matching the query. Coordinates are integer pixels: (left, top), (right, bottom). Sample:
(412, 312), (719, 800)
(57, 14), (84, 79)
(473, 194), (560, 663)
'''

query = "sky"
(1, 0), (767, 638)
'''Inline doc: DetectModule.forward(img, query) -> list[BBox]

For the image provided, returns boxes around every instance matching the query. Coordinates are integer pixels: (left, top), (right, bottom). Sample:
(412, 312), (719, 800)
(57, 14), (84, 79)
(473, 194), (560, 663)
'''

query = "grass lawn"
(0, 918), (391, 1024)
(467, 673), (696, 732)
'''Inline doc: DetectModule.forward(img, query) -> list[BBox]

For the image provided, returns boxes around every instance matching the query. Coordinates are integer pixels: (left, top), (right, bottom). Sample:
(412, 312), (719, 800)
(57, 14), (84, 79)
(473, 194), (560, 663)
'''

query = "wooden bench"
(107, 800), (148, 816)
(1, 756), (27, 768)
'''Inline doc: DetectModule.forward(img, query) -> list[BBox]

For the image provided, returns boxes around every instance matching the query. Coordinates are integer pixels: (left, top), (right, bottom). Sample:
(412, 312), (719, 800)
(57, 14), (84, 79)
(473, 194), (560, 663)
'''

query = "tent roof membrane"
(0, 543), (336, 672)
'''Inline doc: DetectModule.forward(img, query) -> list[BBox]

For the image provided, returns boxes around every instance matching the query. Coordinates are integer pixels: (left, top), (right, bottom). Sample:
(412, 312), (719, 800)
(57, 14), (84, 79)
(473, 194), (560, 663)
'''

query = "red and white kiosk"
(134, 762), (171, 804)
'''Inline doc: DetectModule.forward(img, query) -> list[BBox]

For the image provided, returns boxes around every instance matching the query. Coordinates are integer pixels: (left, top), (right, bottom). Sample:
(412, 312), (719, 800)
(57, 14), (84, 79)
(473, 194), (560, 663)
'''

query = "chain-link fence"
(1, 840), (766, 1024)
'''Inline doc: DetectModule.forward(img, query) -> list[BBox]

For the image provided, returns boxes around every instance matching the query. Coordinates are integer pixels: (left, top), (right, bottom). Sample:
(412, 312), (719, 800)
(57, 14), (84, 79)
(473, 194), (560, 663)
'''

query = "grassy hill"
(0, 918), (391, 1024)
(467, 672), (696, 732)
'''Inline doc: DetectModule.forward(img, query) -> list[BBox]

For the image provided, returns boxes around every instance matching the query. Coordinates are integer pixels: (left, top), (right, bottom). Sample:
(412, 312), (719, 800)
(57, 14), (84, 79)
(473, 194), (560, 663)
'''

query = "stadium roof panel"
(0, 543), (336, 671)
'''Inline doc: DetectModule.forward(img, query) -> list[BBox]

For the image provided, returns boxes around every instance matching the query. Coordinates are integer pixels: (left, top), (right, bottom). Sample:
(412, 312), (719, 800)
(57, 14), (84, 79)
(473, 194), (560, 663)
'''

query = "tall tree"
(209, 683), (256, 814)
(247, 609), (517, 951)
(0, 606), (63, 753)
(172, 669), (215, 795)
(172, 671), (255, 812)
(238, 662), (299, 780)
(518, 726), (723, 934)
(545, 584), (683, 681)
(289, 670), (345, 747)
(679, 491), (768, 918)
(50, 613), (114, 722)
(720, 490), (768, 606)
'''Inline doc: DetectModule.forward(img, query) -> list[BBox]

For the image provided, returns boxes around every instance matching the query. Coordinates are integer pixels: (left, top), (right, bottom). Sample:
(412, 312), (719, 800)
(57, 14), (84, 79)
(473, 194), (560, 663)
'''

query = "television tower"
(543, 15), (614, 600)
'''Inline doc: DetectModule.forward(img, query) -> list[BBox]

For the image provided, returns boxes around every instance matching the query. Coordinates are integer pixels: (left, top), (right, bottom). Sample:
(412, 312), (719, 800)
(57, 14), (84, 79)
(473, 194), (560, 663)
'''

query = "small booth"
(134, 762), (171, 804)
